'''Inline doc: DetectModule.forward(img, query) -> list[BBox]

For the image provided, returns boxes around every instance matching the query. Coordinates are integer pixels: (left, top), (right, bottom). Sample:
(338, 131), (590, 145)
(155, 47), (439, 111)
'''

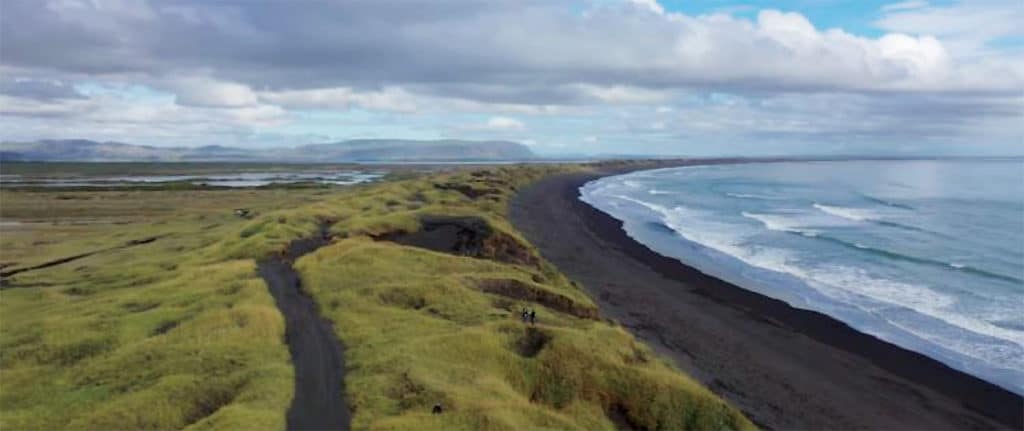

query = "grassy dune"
(242, 166), (753, 430)
(1, 166), (754, 430)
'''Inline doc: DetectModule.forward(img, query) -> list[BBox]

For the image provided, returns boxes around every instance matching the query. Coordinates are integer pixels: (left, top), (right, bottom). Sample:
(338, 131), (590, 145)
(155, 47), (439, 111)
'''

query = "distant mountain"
(0, 139), (535, 162)
(295, 139), (534, 161)
(0, 139), (171, 161)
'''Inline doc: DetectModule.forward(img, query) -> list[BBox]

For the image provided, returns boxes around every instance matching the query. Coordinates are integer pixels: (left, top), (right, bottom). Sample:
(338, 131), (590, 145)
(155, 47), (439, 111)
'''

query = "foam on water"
(727, 192), (777, 200)
(641, 203), (1007, 347)
(813, 203), (880, 222)
(741, 212), (820, 237)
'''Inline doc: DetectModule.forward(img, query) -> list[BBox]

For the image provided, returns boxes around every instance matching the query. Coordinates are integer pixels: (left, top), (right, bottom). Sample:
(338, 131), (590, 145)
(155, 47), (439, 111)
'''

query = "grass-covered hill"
(0, 165), (754, 430)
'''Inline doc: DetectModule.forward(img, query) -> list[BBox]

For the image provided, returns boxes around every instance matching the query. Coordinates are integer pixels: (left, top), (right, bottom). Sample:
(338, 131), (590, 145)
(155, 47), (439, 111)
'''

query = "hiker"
(529, 309), (536, 325)
(432, 403), (443, 414)
(521, 307), (529, 323)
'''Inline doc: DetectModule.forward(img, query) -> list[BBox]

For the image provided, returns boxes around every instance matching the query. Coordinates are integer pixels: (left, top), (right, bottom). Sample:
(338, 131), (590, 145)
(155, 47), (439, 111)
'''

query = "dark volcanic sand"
(510, 167), (1023, 430)
(257, 227), (350, 431)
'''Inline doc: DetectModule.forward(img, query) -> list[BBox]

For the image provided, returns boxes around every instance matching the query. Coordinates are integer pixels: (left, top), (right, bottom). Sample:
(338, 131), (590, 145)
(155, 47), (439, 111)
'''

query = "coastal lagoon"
(0, 169), (384, 188)
(581, 159), (1024, 393)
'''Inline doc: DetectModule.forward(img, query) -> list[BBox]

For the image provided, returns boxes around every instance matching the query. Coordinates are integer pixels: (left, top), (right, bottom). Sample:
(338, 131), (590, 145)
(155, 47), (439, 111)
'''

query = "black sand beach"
(510, 164), (1023, 430)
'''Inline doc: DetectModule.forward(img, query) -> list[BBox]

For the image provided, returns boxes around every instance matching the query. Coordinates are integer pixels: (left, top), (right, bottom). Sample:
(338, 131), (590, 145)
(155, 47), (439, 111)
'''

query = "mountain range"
(0, 139), (536, 162)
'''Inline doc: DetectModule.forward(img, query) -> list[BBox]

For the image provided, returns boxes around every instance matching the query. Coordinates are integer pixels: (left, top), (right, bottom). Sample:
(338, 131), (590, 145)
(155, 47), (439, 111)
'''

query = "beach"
(510, 164), (1023, 430)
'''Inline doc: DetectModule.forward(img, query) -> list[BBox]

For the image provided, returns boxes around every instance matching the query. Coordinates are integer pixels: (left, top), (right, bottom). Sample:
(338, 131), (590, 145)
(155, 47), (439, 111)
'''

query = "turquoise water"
(580, 159), (1024, 393)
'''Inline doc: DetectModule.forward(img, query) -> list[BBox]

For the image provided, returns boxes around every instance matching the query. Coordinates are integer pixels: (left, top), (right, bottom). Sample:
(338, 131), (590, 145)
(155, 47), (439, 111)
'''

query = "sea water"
(580, 159), (1024, 394)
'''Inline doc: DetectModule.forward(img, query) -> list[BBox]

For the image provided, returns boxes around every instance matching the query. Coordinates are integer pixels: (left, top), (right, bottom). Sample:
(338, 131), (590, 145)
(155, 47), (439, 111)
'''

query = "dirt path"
(257, 226), (350, 431)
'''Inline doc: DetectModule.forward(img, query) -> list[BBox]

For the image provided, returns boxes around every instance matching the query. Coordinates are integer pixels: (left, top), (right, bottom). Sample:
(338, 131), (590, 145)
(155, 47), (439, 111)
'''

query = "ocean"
(580, 159), (1024, 394)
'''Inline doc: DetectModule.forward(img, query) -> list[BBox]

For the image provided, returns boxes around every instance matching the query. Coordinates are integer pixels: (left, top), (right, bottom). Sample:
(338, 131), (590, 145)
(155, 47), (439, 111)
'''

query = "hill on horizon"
(0, 139), (536, 162)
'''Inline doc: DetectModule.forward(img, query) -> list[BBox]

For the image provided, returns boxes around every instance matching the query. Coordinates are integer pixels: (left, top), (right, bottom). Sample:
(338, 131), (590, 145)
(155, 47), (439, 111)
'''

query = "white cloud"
(875, 0), (1024, 56)
(452, 116), (527, 134)
(0, 86), (290, 145)
(259, 87), (418, 113)
(882, 1), (930, 12)
(627, 0), (665, 15)
(2, 1), (1022, 155)
(876, 33), (951, 84)
(10, 1), (1022, 96)
(483, 116), (525, 131)
(0, 94), (87, 117)
(167, 77), (259, 108)
(226, 104), (289, 127)
(432, 98), (569, 115)
(574, 84), (671, 104)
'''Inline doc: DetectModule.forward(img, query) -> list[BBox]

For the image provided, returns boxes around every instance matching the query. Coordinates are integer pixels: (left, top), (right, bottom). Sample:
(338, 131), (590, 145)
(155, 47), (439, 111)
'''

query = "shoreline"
(510, 161), (1022, 430)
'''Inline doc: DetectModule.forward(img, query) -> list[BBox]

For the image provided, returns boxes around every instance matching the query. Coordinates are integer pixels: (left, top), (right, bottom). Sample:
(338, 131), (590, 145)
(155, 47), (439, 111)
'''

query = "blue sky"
(1, 0), (1021, 156)
(662, 0), (931, 33)
(664, 0), (883, 30)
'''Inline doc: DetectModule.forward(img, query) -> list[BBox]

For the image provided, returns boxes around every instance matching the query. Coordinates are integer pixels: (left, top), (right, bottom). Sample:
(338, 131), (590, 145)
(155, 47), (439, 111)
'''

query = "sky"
(1, 0), (1022, 157)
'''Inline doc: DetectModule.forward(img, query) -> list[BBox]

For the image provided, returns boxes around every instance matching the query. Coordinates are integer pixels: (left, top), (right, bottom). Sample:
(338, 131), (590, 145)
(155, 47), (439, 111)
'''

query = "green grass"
(0, 188), (324, 430)
(1, 165), (754, 430)
(250, 166), (752, 430)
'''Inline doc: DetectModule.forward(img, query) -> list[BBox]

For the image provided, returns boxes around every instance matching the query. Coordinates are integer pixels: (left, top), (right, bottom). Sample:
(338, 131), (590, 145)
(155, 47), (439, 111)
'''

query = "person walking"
(521, 307), (529, 323)
(529, 309), (536, 326)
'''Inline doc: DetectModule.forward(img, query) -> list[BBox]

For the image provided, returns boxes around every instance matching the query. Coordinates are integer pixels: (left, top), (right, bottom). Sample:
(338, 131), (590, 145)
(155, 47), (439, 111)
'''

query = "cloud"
(0, 84), (289, 146)
(627, 0), (665, 15)
(446, 116), (527, 137)
(875, 0), (1024, 55)
(481, 115), (528, 131)
(167, 77), (259, 108)
(258, 85), (576, 116)
(882, 1), (930, 12)
(3, 0), (1020, 97)
(0, 79), (85, 101)
(0, 94), (88, 117)
(0, 0), (1020, 155)
(259, 87), (418, 113)
(573, 84), (671, 104)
